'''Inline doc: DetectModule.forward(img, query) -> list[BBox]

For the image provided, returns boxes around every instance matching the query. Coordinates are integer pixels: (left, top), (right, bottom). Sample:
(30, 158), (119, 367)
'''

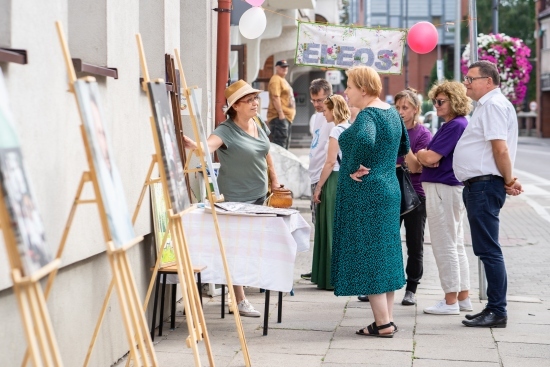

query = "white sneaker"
(459, 297), (473, 312)
(237, 299), (261, 317)
(423, 300), (460, 315)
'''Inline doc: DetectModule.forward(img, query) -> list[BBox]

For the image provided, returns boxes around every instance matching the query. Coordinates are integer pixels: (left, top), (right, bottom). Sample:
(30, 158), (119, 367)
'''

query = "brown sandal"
(355, 322), (395, 338)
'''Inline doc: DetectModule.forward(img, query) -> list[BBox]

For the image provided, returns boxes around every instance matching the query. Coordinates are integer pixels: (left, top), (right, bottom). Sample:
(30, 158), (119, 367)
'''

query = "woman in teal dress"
(332, 66), (409, 338)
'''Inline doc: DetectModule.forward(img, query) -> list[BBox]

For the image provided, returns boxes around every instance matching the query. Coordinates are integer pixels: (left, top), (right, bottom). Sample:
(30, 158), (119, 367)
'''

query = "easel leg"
(22, 172), (91, 367)
(120, 253), (159, 366)
(109, 254), (142, 366)
(175, 219), (216, 366)
(14, 281), (43, 367)
(132, 157), (157, 225)
(170, 219), (202, 367)
(27, 283), (54, 366)
(32, 282), (64, 366)
(83, 279), (115, 367)
(207, 209), (251, 366)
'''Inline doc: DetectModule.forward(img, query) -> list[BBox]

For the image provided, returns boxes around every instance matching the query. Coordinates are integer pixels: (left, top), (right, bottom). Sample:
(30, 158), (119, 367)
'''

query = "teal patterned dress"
(332, 107), (409, 296)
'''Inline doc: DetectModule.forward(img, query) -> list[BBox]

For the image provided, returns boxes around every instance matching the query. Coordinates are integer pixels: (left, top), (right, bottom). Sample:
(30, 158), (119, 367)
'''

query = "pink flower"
(462, 33), (532, 106)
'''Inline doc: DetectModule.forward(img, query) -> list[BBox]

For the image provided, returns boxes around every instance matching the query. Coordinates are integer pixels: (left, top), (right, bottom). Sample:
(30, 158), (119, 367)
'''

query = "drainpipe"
(214, 0), (232, 128)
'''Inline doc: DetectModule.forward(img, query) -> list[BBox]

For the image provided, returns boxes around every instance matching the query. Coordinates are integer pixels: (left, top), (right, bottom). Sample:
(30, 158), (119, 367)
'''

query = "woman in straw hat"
(183, 79), (280, 317)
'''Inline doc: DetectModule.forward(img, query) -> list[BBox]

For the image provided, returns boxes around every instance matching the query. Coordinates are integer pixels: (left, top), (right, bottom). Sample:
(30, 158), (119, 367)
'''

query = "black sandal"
(355, 322), (395, 338)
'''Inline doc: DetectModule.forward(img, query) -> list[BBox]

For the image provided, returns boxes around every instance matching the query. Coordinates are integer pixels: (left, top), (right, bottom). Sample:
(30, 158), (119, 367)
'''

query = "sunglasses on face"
(431, 98), (448, 107)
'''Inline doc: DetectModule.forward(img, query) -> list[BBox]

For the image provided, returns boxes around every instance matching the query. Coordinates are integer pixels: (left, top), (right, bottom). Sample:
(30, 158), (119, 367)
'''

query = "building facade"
(0, 0), (317, 364)
(538, 0), (550, 137)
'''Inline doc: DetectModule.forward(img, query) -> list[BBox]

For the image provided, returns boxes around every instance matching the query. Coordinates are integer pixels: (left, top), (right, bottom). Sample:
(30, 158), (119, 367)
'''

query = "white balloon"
(239, 7), (267, 39)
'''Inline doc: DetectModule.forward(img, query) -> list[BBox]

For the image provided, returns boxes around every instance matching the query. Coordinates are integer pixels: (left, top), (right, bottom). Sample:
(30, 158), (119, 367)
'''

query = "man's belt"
(462, 174), (502, 187)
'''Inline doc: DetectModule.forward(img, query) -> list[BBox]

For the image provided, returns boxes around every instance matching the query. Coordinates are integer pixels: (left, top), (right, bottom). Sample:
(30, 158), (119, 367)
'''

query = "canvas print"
(150, 182), (175, 267)
(148, 82), (190, 214)
(73, 79), (135, 248)
(0, 70), (53, 276)
(190, 88), (220, 199)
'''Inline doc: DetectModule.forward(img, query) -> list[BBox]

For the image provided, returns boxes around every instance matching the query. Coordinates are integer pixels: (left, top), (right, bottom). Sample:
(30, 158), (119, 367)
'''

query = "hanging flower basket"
(461, 33), (532, 106)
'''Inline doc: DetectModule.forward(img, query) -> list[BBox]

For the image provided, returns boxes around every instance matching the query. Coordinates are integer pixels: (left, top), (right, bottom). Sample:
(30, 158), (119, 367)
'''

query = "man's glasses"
(310, 98), (325, 104)
(239, 96), (260, 104)
(463, 76), (489, 84)
(431, 98), (448, 107)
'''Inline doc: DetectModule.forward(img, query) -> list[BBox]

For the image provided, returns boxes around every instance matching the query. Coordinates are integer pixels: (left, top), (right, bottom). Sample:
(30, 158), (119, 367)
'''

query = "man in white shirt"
(301, 78), (333, 280)
(453, 60), (523, 328)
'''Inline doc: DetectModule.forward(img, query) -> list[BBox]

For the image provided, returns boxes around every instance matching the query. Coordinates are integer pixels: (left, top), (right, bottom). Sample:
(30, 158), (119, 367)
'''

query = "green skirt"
(311, 170), (339, 290)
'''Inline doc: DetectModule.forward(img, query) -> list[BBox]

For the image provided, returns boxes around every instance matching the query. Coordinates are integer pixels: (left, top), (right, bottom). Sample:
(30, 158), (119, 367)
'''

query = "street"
(515, 137), (550, 223)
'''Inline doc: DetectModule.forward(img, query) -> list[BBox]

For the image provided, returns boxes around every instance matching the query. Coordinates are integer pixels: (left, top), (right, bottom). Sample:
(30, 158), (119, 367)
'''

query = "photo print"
(73, 79), (135, 248)
(0, 70), (53, 275)
(147, 81), (190, 214)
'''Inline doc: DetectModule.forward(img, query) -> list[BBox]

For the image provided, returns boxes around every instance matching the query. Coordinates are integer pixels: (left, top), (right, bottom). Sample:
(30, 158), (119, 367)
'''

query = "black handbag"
(396, 161), (421, 216)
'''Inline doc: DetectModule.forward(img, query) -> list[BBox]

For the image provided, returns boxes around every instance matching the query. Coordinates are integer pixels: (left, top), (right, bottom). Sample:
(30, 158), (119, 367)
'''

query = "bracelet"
(505, 177), (517, 187)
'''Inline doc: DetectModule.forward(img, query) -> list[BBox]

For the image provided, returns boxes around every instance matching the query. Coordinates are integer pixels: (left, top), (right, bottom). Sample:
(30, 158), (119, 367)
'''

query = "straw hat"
(225, 80), (262, 111)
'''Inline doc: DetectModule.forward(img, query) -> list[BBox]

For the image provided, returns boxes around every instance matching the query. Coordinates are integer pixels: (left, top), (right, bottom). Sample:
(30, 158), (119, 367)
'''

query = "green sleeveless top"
(212, 117), (271, 202)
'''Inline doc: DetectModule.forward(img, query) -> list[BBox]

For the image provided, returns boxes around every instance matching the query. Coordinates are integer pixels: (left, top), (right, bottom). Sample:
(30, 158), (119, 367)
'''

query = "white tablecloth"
(180, 208), (310, 292)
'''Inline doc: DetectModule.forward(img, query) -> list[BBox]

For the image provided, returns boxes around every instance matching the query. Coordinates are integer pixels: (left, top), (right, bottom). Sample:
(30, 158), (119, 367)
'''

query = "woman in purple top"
(417, 81), (472, 316)
(394, 88), (432, 307)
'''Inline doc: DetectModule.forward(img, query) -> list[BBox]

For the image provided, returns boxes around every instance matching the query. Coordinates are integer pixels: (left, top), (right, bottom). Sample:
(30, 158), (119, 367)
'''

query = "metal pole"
(492, 0), (499, 34)
(366, 0), (371, 27)
(215, 0), (232, 128)
(468, 0), (488, 301)
(404, 0), (409, 88)
(454, 0), (461, 81)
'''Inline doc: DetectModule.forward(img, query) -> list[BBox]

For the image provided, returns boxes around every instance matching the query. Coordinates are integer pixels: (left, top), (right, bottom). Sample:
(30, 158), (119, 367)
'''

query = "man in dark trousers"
(267, 60), (296, 149)
(453, 60), (523, 328)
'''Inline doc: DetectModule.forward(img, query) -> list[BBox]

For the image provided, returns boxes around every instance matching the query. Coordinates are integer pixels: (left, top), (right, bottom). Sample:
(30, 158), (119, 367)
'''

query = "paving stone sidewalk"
(117, 195), (550, 367)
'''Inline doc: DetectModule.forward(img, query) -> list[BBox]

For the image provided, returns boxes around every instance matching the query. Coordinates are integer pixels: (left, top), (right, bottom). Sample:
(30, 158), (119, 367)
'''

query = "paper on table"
(214, 202), (298, 216)
(203, 205), (275, 217)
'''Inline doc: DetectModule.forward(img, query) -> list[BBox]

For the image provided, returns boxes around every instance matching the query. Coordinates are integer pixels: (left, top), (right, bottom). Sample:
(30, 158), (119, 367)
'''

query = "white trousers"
(422, 182), (470, 294)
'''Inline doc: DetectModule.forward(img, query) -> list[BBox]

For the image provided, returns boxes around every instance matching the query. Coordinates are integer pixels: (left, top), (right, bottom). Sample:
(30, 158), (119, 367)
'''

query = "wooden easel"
(47, 22), (158, 367)
(131, 34), (215, 367)
(0, 206), (64, 366)
(174, 48), (251, 367)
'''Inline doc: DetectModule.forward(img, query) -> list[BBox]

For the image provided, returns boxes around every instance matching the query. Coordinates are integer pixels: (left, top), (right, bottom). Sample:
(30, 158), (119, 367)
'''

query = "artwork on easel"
(150, 182), (175, 267)
(147, 82), (190, 214)
(0, 70), (53, 276)
(73, 79), (135, 248)
(189, 88), (220, 199)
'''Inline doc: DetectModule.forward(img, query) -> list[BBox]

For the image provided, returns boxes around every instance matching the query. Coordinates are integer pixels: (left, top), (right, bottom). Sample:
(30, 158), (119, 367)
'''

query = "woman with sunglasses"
(311, 94), (351, 290)
(183, 80), (281, 318)
(394, 88), (432, 306)
(416, 80), (472, 316)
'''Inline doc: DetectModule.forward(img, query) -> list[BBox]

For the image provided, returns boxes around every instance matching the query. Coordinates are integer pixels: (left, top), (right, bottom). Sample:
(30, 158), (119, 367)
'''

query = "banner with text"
(295, 22), (406, 74)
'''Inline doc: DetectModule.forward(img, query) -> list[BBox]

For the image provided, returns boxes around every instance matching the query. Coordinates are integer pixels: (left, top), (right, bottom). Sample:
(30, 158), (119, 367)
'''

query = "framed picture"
(0, 70), (53, 276)
(150, 182), (175, 267)
(147, 81), (191, 214)
(190, 88), (220, 199)
(73, 79), (135, 248)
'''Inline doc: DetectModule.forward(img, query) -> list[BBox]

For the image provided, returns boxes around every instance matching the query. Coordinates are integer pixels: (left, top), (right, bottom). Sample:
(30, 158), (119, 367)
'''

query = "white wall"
(0, 1), (216, 365)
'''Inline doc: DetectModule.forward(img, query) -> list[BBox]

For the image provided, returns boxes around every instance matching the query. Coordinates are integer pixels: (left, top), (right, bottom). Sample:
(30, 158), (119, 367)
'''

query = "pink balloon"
(245, 0), (265, 6)
(407, 22), (438, 54)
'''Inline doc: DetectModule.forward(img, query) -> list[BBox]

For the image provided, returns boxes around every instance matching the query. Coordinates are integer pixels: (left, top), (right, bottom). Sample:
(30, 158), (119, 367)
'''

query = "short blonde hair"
(428, 80), (472, 117)
(346, 66), (382, 97)
(324, 94), (351, 123)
